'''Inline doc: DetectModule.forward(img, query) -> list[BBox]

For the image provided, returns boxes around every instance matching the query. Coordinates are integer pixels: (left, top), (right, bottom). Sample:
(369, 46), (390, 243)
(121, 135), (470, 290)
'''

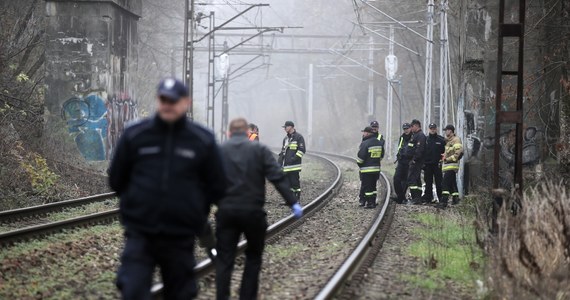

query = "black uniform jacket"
(396, 133), (412, 162)
(220, 133), (298, 210)
(108, 114), (227, 237)
(424, 133), (446, 165)
(357, 134), (384, 173)
(278, 130), (306, 172)
(402, 130), (427, 164)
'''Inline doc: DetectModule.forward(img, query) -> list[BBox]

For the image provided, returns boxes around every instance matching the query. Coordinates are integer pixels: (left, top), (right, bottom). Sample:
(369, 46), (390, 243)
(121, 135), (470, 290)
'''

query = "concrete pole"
(385, 25), (395, 159)
(308, 63), (314, 147)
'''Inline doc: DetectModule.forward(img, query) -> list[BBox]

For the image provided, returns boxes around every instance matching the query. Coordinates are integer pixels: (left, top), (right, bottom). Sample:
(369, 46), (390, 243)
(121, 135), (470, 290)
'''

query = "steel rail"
(0, 209), (119, 247)
(0, 192), (116, 223)
(310, 151), (393, 300)
(151, 152), (343, 297)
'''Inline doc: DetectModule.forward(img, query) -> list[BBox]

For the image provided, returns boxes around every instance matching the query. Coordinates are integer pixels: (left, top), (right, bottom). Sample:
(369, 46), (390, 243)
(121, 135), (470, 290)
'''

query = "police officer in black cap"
(109, 78), (227, 299)
(422, 123), (445, 204)
(403, 119), (426, 204)
(393, 123), (412, 204)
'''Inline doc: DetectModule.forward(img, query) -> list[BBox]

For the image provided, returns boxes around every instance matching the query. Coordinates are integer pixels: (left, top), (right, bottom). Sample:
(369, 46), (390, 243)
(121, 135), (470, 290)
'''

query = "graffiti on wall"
(62, 93), (137, 161)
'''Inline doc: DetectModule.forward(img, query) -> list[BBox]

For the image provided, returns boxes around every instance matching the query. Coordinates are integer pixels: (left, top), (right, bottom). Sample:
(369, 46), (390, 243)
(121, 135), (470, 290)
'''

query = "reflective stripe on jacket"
(357, 134), (384, 173)
(278, 130), (306, 172)
(442, 135), (463, 171)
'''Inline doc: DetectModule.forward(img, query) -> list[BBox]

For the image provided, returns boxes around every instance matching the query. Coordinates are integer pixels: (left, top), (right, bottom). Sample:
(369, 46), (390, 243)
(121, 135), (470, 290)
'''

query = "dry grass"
(476, 181), (570, 299)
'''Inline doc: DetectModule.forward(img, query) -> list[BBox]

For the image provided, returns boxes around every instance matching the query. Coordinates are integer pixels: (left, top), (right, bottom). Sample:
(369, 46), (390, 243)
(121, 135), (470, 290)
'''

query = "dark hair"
(248, 123), (256, 130)
(411, 119), (421, 127)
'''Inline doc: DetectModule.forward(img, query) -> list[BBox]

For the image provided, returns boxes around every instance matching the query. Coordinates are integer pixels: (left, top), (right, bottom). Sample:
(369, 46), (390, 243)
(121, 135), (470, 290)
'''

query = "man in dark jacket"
(278, 121), (306, 201)
(357, 126), (384, 208)
(216, 118), (302, 300)
(422, 123), (446, 204)
(108, 78), (227, 300)
(403, 119), (426, 204)
(393, 123), (412, 204)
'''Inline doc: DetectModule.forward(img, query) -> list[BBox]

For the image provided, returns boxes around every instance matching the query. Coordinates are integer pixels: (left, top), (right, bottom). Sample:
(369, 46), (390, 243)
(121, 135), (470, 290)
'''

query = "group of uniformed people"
(393, 119), (464, 209)
(357, 119), (463, 210)
(109, 78), (305, 300)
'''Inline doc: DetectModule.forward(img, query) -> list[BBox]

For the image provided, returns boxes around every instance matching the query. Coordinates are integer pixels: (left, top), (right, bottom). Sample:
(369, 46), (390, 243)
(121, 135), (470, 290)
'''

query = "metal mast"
(438, 0), (449, 130)
(423, 0), (435, 128)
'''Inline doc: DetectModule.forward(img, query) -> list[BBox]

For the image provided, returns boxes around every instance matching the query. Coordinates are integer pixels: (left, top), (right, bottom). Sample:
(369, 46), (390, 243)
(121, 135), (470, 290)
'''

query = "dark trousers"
(117, 231), (197, 300)
(423, 163), (443, 201)
(393, 161), (409, 203)
(442, 170), (458, 203)
(359, 172), (380, 206)
(215, 208), (268, 300)
(407, 161), (423, 199)
(285, 171), (301, 199)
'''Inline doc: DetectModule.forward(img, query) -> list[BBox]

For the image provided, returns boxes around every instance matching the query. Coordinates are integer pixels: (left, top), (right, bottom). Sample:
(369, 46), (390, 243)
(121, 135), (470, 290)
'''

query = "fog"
(136, 0), (443, 156)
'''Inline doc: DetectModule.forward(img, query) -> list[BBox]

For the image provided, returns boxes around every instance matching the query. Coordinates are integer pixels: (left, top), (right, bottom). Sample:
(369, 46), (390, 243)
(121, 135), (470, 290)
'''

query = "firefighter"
(437, 124), (464, 209)
(393, 123), (412, 204)
(404, 119), (427, 204)
(216, 118), (302, 300)
(278, 121), (306, 201)
(357, 126), (384, 208)
(422, 123), (446, 204)
(248, 123), (259, 141)
(369, 120), (385, 143)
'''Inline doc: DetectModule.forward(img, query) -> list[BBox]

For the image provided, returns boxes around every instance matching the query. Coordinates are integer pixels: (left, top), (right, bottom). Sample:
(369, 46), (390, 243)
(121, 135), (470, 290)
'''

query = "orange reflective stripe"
(248, 134), (258, 141)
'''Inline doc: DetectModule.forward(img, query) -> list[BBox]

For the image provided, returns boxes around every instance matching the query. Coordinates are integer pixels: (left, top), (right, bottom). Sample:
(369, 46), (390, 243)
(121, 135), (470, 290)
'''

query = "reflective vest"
(248, 133), (259, 141)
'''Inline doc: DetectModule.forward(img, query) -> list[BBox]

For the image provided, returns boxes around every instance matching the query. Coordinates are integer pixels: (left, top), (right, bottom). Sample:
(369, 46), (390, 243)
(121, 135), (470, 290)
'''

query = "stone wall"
(45, 0), (141, 161)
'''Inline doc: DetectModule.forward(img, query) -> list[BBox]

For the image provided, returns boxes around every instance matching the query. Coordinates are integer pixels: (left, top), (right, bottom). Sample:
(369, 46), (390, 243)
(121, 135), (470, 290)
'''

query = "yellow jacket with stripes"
(442, 134), (463, 172)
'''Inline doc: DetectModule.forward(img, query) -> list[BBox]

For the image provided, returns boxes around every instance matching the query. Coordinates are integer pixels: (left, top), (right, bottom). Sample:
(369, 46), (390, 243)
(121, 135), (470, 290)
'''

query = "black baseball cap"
(157, 78), (188, 101)
(282, 121), (295, 128)
(361, 126), (374, 133)
(370, 121), (379, 128)
(411, 119), (421, 126)
(429, 123), (437, 129)
(402, 123), (411, 129)
(444, 124), (455, 132)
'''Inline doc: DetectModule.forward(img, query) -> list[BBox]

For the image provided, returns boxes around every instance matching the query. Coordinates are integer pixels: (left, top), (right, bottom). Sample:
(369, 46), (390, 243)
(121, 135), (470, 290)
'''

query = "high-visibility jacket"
(442, 134), (463, 172)
(248, 133), (259, 141)
(357, 134), (384, 173)
(278, 130), (306, 172)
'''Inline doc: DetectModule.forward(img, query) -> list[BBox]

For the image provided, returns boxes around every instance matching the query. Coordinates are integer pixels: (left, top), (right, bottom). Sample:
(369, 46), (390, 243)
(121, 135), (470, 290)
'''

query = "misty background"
(134, 0), (444, 157)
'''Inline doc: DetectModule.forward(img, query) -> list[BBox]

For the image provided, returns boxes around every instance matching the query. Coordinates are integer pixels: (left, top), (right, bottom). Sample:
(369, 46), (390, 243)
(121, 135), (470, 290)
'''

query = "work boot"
(410, 190), (422, 205)
(452, 196), (460, 205)
(436, 196), (448, 210)
(294, 191), (301, 204)
(365, 199), (376, 209)
(359, 199), (365, 207)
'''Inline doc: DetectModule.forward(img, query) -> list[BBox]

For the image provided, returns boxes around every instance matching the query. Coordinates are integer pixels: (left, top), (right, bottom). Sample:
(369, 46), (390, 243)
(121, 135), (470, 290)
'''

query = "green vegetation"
(405, 211), (483, 293)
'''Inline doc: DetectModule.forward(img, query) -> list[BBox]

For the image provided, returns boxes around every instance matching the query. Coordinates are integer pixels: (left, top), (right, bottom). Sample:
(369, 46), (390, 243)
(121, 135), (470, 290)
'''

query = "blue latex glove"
(291, 203), (303, 219)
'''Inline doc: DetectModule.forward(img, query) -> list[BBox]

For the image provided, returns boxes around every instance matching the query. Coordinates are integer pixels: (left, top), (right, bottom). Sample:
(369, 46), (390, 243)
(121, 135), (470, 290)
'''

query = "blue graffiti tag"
(62, 95), (108, 161)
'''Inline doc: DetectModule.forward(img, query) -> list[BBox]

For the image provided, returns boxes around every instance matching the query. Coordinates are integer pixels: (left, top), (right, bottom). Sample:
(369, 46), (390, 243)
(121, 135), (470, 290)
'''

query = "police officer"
(405, 119), (427, 204)
(278, 121), (306, 201)
(248, 123), (259, 141)
(216, 118), (302, 300)
(357, 126), (384, 208)
(437, 124), (464, 209)
(422, 123), (445, 204)
(393, 123), (412, 204)
(108, 78), (227, 300)
(370, 120), (385, 143)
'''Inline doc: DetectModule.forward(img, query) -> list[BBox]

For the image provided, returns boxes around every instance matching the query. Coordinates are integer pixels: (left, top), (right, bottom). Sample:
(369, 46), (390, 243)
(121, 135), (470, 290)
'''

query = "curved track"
(313, 152), (394, 300)
(151, 152), (343, 297)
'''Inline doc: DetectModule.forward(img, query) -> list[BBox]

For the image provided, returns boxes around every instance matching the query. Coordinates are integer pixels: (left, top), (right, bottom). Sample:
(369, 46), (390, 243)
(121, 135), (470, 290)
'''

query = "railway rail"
(151, 152), (343, 297)
(0, 192), (116, 224)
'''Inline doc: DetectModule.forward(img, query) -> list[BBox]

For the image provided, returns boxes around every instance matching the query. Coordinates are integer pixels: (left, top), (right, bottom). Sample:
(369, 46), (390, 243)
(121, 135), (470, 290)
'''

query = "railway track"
(151, 152), (343, 297)
(0, 153), (339, 250)
(314, 152), (394, 299)
(0, 192), (116, 224)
